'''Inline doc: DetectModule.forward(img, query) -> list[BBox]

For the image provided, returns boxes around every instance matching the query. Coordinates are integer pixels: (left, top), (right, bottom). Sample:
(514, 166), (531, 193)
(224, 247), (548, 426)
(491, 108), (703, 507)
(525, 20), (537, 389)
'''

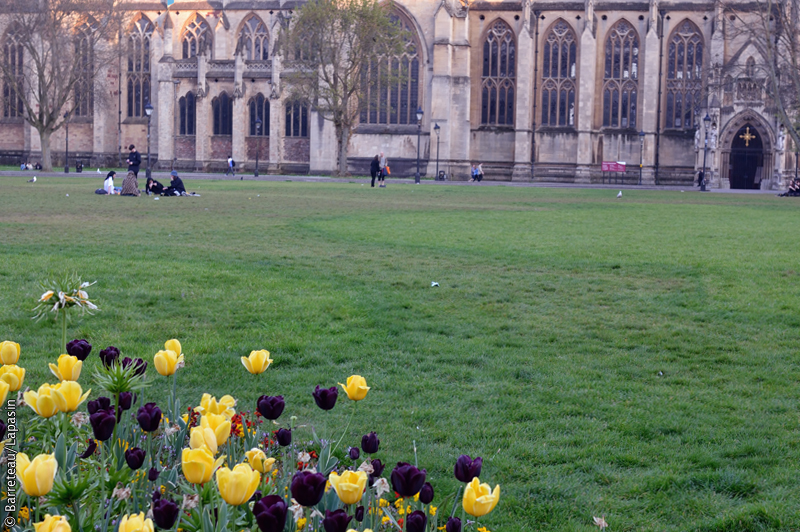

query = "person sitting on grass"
(101, 171), (118, 195)
(163, 170), (186, 196)
(120, 171), (140, 196)
(146, 176), (165, 195)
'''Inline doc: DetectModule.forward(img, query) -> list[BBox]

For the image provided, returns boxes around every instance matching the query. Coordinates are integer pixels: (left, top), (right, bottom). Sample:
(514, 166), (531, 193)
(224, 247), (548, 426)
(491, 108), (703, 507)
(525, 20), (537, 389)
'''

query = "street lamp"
(638, 130), (645, 186)
(434, 123), (441, 180)
(144, 102), (154, 180)
(255, 118), (262, 178)
(415, 106), (423, 184)
(64, 111), (70, 174)
(701, 113), (711, 192)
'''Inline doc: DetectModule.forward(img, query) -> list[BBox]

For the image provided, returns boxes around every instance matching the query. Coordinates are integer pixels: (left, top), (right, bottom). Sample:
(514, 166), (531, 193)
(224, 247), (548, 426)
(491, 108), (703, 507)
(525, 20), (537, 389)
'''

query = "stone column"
(268, 55), (282, 173)
(575, 23), (597, 182)
(231, 52), (246, 168)
(195, 53), (209, 169)
(512, 8), (534, 181)
(156, 58), (176, 171)
(639, 22), (660, 185)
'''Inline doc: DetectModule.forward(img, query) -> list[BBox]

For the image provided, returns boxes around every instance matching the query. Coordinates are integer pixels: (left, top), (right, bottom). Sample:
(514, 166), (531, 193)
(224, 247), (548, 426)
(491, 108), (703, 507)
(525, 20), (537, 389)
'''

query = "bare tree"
(0, 0), (123, 171)
(278, 0), (408, 176)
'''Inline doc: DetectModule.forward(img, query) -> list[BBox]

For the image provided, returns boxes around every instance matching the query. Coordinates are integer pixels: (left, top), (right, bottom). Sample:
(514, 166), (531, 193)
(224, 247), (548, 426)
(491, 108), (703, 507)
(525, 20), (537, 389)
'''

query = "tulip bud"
(253, 495), (288, 532)
(290, 471), (327, 507)
(79, 440), (97, 459)
(454, 455), (482, 483)
(361, 432), (380, 454)
(66, 339), (92, 361)
(338, 375), (370, 401)
(216, 463), (261, 506)
(354, 506), (364, 522)
(405, 510), (427, 532)
(419, 482), (434, 504)
(87, 396), (112, 415)
(148, 467), (160, 481)
(256, 395), (285, 420)
(276, 428), (291, 447)
(33, 514), (71, 532)
(391, 462), (427, 497)
(125, 447), (146, 470)
(462, 477), (500, 517)
(90, 409), (116, 441)
(321, 509), (352, 532)
(0, 365), (26, 391)
(312, 385), (338, 411)
(119, 392), (136, 411)
(137, 403), (162, 433)
(368, 459), (384, 485)
(348, 447), (360, 460)
(445, 517), (462, 532)
(0, 341), (20, 365)
(251, 490), (262, 502)
(118, 513), (154, 532)
(152, 498), (179, 529)
(17, 453), (58, 496)
(99, 346), (120, 368)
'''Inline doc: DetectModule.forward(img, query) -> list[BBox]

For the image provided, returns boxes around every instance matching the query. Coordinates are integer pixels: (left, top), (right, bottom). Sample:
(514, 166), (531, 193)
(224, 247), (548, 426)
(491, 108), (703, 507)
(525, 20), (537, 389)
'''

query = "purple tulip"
(89, 409), (116, 441)
(87, 396), (112, 415)
(251, 490), (262, 502)
(348, 447), (360, 460)
(290, 471), (327, 507)
(361, 432), (380, 454)
(454, 455), (482, 483)
(152, 498), (180, 529)
(256, 395), (285, 420)
(322, 509), (352, 532)
(312, 385), (338, 411)
(119, 392), (136, 411)
(148, 467), (160, 481)
(276, 428), (292, 447)
(121, 357), (147, 376)
(0, 420), (6, 440)
(253, 495), (288, 532)
(66, 339), (92, 361)
(79, 439), (97, 459)
(137, 403), (162, 433)
(99, 346), (120, 368)
(445, 517), (462, 532)
(368, 458), (384, 485)
(152, 488), (161, 502)
(391, 462), (427, 497)
(419, 482), (434, 504)
(405, 510), (427, 532)
(354, 506), (364, 522)
(125, 447), (146, 470)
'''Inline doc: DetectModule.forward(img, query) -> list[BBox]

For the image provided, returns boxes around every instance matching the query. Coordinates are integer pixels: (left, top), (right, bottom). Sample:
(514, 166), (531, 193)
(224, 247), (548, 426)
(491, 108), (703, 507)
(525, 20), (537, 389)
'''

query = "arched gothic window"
(249, 93), (270, 136)
(665, 20), (703, 129)
(745, 56), (756, 77)
(3, 28), (24, 118)
(179, 92), (196, 135)
(127, 14), (153, 118)
(286, 101), (308, 137)
(541, 19), (576, 127)
(238, 15), (269, 61)
(74, 23), (94, 117)
(212, 92), (233, 135)
(481, 19), (516, 125)
(602, 20), (638, 128)
(182, 15), (212, 59)
(360, 13), (420, 125)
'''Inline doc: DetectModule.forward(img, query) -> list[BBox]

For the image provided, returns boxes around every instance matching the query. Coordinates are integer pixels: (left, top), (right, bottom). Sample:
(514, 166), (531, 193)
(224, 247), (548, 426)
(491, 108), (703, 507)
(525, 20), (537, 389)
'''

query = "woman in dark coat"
(146, 177), (165, 195)
(370, 155), (380, 188)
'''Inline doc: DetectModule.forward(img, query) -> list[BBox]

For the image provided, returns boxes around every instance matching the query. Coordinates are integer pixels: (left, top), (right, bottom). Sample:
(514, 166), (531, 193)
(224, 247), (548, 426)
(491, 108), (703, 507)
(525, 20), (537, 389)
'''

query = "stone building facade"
(0, 0), (794, 188)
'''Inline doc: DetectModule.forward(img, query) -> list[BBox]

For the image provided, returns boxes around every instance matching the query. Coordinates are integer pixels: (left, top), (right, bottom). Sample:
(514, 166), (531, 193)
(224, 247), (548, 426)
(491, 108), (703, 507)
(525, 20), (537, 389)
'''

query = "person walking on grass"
(226, 155), (236, 177)
(370, 154), (380, 187)
(379, 151), (388, 188)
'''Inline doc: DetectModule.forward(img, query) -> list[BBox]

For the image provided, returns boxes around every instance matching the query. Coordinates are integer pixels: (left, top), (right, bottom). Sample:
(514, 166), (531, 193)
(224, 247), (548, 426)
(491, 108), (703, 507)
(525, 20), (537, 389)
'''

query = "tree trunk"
(336, 124), (350, 177)
(40, 129), (53, 172)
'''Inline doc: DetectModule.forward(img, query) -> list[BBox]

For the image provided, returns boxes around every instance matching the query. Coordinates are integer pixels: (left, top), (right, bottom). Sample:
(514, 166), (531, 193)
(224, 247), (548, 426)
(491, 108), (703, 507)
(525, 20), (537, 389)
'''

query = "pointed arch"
(238, 14), (269, 60)
(541, 18), (577, 127)
(248, 93), (269, 136)
(127, 13), (154, 118)
(182, 14), (212, 59)
(664, 19), (703, 130)
(3, 27), (24, 118)
(286, 100), (309, 137)
(481, 18), (516, 126)
(602, 19), (638, 128)
(74, 22), (95, 117)
(212, 91), (233, 135)
(360, 9), (421, 125)
(179, 91), (196, 135)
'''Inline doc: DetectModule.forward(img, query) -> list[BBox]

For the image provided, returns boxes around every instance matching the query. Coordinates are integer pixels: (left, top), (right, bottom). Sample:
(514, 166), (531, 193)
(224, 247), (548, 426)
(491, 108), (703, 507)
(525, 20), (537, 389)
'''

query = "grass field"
(1, 177), (799, 531)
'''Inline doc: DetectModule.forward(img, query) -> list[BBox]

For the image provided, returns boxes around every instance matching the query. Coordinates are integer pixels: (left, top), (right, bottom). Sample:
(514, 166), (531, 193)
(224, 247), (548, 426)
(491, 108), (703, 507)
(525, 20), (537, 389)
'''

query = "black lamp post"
(144, 102), (153, 180)
(434, 123), (440, 180)
(63, 111), (70, 174)
(638, 130), (645, 186)
(255, 117), (262, 177)
(415, 106), (423, 184)
(795, 151), (798, 181)
(701, 113), (711, 192)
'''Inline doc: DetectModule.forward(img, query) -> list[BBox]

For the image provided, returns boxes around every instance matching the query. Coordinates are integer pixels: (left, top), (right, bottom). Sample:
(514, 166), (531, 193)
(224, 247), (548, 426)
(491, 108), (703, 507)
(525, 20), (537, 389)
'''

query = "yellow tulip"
(165, 339), (182, 357)
(17, 453), (57, 496)
(462, 477), (500, 517)
(245, 448), (275, 474)
(215, 463), (261, 506)
(153, 349), (183, 376)
(181, 447), (225, 485)
(200, 413), (232, 446)
(0, 364), (24, 391)
(33, 514), (71, 532)
(118, 513), (154, 532)
(0, 379), (8, 406)
(194, 393), (236, 419)
(328, 470), (368, 505)
(338, 375), (370, 401)
(0, 341), (20, 365)
(51, 381), (91, 413)
(189, 426), (218, 455)
(241, 350), (273, 374)
(49, 354), (82, 381)
(24, 384), (59, 418)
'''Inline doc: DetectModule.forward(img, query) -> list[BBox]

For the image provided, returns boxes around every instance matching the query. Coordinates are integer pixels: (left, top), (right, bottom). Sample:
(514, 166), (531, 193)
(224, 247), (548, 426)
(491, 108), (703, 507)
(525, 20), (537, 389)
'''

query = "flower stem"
(61, 309), (68, 353)
(72, 501), (84, 532)
(330, 401), (356, 458)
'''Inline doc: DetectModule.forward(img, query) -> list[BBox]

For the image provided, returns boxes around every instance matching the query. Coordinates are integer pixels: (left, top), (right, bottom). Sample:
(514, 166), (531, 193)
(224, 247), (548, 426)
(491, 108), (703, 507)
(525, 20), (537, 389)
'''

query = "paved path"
(0, 169), (781, 194)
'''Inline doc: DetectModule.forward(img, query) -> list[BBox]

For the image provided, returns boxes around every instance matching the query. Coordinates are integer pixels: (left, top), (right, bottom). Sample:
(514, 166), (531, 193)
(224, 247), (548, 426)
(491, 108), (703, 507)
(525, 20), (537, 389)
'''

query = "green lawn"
(1, 178), (799, 531)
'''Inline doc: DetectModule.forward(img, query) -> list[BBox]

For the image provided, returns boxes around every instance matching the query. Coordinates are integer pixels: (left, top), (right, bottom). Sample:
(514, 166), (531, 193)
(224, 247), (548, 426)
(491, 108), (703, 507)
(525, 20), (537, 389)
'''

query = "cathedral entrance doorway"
(728, 124), (764, 189)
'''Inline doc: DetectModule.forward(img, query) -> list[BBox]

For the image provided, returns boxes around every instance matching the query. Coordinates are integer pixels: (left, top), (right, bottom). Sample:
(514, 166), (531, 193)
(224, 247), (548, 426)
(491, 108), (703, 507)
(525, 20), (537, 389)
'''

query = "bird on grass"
(617, 191), (622, 198)
(27, 176), (36, 183)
